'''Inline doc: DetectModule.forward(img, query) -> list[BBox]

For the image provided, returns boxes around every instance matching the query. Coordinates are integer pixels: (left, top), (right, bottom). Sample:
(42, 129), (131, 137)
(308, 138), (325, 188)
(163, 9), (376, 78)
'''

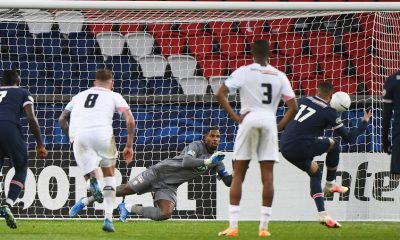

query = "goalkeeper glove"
(204, 151), (225, 166)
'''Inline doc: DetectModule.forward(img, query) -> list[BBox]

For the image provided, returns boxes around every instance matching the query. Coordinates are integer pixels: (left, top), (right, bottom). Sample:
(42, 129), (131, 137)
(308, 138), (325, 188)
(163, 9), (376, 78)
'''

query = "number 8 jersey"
(224, 63), (295, 117)
(65, 87), (129, 142)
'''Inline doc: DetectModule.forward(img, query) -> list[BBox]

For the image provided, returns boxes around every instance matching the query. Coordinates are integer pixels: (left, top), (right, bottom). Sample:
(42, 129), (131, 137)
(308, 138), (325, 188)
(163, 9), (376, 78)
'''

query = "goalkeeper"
(70, 127), (232, 221)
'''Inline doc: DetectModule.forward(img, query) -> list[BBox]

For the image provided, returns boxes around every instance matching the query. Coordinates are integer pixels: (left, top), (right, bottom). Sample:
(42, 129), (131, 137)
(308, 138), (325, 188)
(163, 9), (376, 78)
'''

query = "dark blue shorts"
(0, 121), (28, 169)
(281, 137), (331, 172)
(390, 133), (400, 174)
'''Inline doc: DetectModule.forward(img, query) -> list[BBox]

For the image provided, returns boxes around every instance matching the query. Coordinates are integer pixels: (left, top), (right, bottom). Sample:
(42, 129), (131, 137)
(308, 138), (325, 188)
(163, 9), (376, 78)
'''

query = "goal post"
(0, 1), (399, 221)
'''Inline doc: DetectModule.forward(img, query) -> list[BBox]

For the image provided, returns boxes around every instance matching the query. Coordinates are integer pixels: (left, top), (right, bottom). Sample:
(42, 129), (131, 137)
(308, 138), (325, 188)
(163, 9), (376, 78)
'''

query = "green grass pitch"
(0, 220), (399, 240)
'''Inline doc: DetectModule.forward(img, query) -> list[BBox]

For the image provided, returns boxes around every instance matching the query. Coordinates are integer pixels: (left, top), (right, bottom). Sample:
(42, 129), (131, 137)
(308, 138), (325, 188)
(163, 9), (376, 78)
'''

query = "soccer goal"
(0, 1), (399, 221)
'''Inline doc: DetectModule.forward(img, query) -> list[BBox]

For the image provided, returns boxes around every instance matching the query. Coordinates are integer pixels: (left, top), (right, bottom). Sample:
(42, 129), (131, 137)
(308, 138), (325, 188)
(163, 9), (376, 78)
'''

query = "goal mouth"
(0, 1), (397, 221)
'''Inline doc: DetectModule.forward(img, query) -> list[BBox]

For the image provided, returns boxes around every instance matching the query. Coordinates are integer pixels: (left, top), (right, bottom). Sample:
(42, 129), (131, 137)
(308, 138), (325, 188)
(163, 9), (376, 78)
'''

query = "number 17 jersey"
(65, 87), (129, 142)
(224, 63), (295, 117)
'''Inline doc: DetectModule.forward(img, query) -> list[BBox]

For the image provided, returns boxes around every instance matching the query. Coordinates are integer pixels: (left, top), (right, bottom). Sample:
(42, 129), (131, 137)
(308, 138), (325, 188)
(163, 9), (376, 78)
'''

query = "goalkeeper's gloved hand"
(204, 151), (225, 166)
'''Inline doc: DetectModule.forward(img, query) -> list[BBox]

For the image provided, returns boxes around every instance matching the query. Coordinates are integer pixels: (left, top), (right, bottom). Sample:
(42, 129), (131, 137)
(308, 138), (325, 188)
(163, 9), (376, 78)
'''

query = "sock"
(326, 142), (340, 182)
(318, 211), (328, 220)
(7, 167), (27, 204)
(229, 205), (240, 229)
(103, 176), (116, 220)
(5, 199), (13, 208)
(310, 169), (325, 212)
(83, 196), (95, 206)
(259, 206), (272, 230)
(141, 207), (167, 221)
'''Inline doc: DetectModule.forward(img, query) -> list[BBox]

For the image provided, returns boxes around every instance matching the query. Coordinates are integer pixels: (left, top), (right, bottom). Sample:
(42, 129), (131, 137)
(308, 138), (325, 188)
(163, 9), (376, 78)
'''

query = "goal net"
(0, 4), (398, 221)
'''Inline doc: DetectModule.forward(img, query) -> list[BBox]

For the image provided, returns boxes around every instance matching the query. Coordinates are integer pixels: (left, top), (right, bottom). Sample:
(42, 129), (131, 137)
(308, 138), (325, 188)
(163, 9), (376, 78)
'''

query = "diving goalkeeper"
(70, 127), (232, 221)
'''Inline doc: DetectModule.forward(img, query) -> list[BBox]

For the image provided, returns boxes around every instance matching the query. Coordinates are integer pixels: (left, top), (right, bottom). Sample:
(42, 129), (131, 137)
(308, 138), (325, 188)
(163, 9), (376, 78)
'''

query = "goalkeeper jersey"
(152, 140), (226, 185)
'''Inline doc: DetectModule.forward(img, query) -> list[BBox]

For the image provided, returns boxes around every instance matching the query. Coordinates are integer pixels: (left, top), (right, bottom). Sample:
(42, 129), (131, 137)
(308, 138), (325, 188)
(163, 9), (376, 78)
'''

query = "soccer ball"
(330, 91), (351, 112)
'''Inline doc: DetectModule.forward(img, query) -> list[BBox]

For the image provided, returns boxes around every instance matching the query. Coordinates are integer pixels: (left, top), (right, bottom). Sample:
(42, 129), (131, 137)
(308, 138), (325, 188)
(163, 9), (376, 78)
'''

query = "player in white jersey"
(216, 40), (298, 237)
(58, 69), (135, 232)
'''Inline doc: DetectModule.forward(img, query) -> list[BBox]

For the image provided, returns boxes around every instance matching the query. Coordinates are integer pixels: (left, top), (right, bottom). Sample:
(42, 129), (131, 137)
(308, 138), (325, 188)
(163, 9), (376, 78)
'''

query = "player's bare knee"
(308, 161), (319, 176)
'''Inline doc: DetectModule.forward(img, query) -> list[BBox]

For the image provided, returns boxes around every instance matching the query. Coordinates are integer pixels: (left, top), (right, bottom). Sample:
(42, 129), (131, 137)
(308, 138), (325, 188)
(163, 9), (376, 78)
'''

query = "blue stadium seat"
(78, 57), (106, 80)
(8, 35), (35, 60)
(67, 32), (96, 61)
(47, 61), (78, 80)
(0, 22), (28, 37)
(105, 56), (140, 80)
(0, 60), (17, 77)
(120, 78), (146, 95)
(18, 61), (46, 79)
(35, 32), (67, 62)
(24, 79), (60, 94)
(145, 77), (183, 95)
(61, 78), (82, 94)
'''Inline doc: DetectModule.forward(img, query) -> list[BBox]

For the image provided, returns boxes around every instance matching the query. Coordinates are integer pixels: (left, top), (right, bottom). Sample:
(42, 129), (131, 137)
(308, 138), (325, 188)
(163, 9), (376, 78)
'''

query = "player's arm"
(382, 76), (394, 153)
(215, 162), (232, 187)
(334, 110), (372, 144)
(216, 84), (247, 123)
(182, 142), (225, 168)
(277, 74), (298, 131)
(24, 103), (47, 159)
(58, 109), (71, 141)
(121, 108), (135, 164)
(277, 97), (298, 132)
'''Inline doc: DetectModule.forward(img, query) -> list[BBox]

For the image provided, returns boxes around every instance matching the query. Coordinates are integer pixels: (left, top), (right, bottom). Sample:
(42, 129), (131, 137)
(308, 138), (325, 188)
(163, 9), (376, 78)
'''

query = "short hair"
(1, 69), (20, 86)
(251, 40), (270, 58)
(318, 81), (334, 96)
(203, 127), (219, 135)
(95, 69), (113, 82)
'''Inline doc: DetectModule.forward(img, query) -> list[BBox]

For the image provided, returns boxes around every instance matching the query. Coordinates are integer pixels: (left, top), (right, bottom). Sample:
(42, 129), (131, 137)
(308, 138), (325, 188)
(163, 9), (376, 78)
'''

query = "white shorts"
(73, 130), (118, 175)
(233, 113), (279, 162)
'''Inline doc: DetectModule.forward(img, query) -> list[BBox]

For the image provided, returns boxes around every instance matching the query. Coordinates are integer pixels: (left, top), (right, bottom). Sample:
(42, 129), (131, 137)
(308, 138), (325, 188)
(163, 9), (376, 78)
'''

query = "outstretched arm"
(24, 104), (47, 159)
(335, 110), (372, 144)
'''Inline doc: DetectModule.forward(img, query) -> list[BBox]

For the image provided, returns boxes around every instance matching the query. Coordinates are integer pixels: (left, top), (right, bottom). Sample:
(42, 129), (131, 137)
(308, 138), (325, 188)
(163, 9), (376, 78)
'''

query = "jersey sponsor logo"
(193, 165), (207, 173)
(250, 68), (278, 75)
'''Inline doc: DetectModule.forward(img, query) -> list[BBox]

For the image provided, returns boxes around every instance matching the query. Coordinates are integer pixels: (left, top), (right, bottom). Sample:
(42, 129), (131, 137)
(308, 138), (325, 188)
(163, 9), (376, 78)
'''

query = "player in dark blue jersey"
(382, 71), (400, 176)
(0, 70), (48, 229)
(280, 82), (371, 228)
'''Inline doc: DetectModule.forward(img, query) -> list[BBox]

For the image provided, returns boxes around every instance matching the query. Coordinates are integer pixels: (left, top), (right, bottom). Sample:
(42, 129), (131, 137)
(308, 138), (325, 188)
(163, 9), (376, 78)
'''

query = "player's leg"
(390, 133), (400, 176)
(130, 187), (176, 221)
(69, 136), (102, 217)
(0, 126), (27, 229)
(117, 168), (158, 222)
(259, 161), (274, 237)
(219, 124), (252, 237)
(218, 160), (249, 237)
(257, 125), (278, 237)
(323, 138), (348, 197)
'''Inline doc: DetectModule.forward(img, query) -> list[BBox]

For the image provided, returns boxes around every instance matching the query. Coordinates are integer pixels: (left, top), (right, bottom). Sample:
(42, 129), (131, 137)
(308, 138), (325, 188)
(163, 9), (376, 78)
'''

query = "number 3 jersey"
(224, 63), (295, 118)
(65, 87), (129, 142)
